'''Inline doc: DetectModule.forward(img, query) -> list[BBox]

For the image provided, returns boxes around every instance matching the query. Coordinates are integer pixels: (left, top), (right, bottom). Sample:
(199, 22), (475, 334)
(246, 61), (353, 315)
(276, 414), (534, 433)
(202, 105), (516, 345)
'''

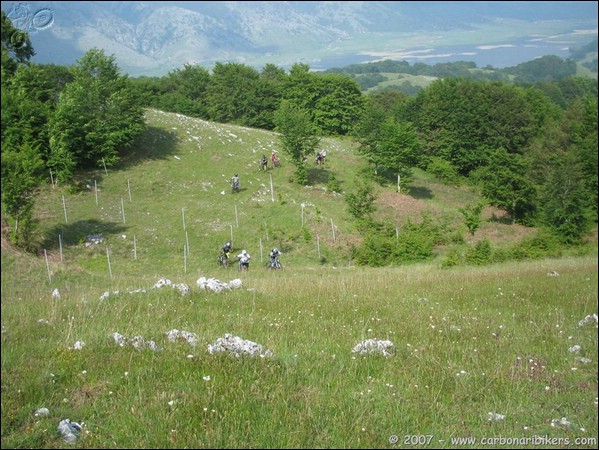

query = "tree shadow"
(307, 167), (331, 185)
(408, 185), (434, 200)
(68, 126), (179, 192)
(488, 211), (514, 225)
(41, 219), (129, 251)
(117, 125), (180, 170)
(372, 168), (434, 199)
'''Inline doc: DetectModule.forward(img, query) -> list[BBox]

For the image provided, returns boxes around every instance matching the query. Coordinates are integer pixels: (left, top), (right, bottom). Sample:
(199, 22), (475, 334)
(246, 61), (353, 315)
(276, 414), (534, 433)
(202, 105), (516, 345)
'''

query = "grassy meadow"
(1, 110), (597, 448)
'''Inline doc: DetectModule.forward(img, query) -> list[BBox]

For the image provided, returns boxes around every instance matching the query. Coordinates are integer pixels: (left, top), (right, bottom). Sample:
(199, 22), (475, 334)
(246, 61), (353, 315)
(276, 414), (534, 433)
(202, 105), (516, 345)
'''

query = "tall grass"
(2, 256), (597, 448)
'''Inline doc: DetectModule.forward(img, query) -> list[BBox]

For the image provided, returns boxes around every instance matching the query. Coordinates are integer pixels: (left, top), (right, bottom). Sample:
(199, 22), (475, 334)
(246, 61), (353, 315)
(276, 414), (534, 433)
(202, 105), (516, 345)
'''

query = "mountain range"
(2, 1), (598, 76)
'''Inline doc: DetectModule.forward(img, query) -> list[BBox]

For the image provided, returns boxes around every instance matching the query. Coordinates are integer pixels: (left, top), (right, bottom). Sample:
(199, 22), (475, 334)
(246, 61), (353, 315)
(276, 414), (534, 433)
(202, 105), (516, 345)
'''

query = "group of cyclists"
(232, 148), (326, 192)
(231, 151), (280, 192)
(219, 241), (282, 271)
(225, 150), (283, 270)
(261, 151), (280, 170)
(225, 148), (329, 267)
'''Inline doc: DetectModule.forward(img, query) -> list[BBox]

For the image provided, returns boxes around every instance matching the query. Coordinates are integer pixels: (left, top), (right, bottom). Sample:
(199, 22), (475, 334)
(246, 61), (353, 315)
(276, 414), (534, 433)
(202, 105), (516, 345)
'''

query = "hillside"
(2, 110), (598, 449)
(8, 109), (542, 287)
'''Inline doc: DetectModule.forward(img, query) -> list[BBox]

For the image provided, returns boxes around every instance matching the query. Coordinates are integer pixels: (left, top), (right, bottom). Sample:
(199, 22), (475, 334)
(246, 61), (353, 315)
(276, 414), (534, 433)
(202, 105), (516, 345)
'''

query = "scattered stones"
(578, 314), (598, 327)
(488, 412), (506, 421)
(35, 407), (50, 417)
(111, 332), (159, 351)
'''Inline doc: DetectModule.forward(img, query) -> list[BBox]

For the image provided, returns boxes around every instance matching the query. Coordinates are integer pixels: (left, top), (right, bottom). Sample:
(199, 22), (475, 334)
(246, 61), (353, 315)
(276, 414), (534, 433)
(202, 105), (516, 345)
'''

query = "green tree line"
(1, 9), (597, 254)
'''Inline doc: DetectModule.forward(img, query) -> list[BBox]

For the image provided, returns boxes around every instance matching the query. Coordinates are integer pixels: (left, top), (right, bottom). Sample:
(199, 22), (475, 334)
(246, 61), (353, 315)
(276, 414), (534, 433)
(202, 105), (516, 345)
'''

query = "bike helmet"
(242, 250), (247, 254)
(272, 248), (278, 252)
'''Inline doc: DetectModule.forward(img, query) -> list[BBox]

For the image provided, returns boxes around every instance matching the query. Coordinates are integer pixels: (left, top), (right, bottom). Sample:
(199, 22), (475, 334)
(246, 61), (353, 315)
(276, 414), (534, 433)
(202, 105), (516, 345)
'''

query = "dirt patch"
(374, 191), (538, 247)
(473, 206), (537, 245)
(375, 191), (430, 223)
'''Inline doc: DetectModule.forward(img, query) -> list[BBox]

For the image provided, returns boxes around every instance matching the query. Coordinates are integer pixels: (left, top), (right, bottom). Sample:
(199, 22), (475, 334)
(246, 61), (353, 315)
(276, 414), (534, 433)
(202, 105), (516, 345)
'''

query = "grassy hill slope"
(2, 111), (597, 449)
(5, 108), (543, 290)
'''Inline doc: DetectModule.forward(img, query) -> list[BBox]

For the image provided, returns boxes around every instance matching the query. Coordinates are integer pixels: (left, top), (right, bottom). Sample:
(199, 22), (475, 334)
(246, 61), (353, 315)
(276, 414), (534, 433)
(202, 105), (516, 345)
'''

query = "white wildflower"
(488, 412), (505, 421)
(35, 408), (50, 417)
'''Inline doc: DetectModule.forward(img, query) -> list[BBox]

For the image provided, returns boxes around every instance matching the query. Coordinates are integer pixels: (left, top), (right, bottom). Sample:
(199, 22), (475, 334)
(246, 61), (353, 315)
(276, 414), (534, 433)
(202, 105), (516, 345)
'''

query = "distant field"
(363, 73), (439, 93)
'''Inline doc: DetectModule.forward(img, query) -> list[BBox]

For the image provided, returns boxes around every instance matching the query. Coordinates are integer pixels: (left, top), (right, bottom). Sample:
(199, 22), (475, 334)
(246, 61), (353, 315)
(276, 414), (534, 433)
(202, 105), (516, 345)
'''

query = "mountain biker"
(222, 241), (232, 259)
(260, 154), (268, 170)
(237, 249), (251, 271)
(231, 174), (240, 191)
(269, 247), (282, 268)
(271, 151), (280, 167)
(316, 149), (327, 165)
(218, 241), (232, 267)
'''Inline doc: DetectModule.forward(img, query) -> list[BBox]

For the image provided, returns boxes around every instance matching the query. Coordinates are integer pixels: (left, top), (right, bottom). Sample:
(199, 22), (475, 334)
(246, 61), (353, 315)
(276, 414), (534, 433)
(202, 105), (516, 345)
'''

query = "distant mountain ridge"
(1, 1), (597, 76)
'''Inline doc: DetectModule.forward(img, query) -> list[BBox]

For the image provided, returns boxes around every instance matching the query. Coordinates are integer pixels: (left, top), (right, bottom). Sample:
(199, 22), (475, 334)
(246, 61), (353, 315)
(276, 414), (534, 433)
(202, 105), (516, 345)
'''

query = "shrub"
(441, 247), (462, 268)
(427, 157), (459, 184)
(510, 230), (562, 260)
(326, 173), (342, 193)
(465, 238), (493, 265)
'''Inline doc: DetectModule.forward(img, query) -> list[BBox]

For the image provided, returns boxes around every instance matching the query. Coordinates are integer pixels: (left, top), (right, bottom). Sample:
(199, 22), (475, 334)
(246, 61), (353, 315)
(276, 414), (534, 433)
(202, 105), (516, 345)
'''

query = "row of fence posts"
(45, 163), (405, 282)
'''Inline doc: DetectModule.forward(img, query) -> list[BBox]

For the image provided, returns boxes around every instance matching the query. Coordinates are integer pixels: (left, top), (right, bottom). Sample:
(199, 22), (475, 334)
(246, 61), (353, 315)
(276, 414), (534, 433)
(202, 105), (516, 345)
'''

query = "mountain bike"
(217, 253), (229, 268)
(268, 256), (283, 269)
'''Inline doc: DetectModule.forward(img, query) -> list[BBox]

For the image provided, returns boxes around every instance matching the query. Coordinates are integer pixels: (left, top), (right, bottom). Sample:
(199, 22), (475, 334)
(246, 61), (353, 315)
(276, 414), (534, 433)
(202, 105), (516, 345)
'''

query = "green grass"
(30, 109), (369, 283)
(2, 110), (598, 448)
(2, 258), (597, 448)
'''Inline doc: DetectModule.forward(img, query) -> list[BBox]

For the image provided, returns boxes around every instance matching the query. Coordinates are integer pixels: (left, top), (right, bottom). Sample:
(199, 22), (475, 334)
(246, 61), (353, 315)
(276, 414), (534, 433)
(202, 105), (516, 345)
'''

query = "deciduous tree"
(273, 100), (320, 185)
(48, 48), (145, 182)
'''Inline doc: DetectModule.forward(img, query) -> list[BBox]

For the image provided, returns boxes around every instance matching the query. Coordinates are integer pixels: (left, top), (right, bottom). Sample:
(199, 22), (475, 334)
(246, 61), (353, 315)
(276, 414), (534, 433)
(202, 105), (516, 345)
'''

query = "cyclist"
(269, 247), (282, 269)
(237, 249), (251, 271)
(271, 151), (280, 167)
(218, 241), (232, 267)
(222, 241), (232, 258)
(231, 174), (240, 192)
